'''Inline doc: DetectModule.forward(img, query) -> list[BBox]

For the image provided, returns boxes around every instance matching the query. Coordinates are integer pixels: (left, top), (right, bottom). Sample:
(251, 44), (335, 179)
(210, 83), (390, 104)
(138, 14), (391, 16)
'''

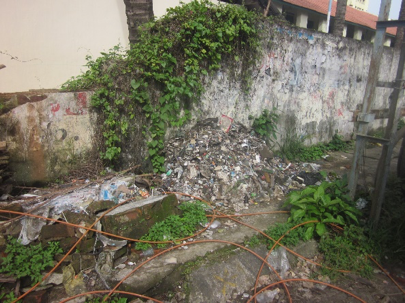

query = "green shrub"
(283, 177), (360, 240)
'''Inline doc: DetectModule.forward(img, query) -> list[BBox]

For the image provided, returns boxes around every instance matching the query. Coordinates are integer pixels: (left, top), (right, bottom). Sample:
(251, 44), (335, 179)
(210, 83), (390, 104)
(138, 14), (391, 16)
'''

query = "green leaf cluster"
(283, 177), (360, 240)
(249, 108), (279, 145)
(135, 201), (208, 250)
(62, 0), (262, 172)
(0, 288), (19, 303)
(0, 237), (62, 285)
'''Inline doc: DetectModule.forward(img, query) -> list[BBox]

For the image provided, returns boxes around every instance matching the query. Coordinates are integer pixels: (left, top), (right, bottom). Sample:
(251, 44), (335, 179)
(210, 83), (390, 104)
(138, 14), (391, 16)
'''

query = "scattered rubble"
(0, 117), (377, 302)
(162, 118), (323, 213)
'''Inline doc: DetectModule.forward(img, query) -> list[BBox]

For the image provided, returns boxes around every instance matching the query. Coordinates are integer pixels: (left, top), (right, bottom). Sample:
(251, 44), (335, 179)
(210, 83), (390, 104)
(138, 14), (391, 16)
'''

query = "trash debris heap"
(162, 118), (320, 213)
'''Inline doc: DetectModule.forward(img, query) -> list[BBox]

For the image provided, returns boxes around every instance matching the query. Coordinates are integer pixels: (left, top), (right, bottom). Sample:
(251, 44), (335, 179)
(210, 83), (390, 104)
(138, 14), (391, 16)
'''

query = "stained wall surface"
(0, 92), (95, 184)
(1, 24), (403, 183)
(197, 25), (402, 145)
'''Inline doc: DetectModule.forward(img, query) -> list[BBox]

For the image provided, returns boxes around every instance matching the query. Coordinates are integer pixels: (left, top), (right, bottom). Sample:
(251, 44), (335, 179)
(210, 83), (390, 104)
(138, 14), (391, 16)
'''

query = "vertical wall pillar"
(318, 19), (328, 33)
(296, 11), (308, 29)
(354, 27), (363, 40)
(273, 2), (283, 14)
(343, 25), (348, 37)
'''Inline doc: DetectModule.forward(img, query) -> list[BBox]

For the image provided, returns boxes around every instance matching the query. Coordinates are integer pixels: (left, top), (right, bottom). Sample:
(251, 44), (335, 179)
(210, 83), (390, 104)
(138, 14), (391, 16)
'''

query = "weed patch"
(85, 295), (127, 303)
(264, 222), (307, 247)
(135, 201), (208, 250)
(0, 237), (62, 285)
(370, 177), (405, 262)
(279, 134), (352, 161)
(249, 108), (279, 147)
(319, 225), (375, 279)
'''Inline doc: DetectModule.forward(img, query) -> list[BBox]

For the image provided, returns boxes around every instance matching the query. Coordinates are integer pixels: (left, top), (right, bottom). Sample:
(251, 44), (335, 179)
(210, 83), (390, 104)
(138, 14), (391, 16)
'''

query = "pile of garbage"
(0, 117), (326, 244)
(161, 117), (323, 212)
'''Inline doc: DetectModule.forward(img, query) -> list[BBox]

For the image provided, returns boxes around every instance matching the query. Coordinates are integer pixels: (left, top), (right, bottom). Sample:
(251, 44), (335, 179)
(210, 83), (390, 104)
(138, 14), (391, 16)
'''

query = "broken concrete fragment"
(96, 251), (114, 276)
(100, 194), (179, 240)
(41, 272), (64, 286)
(86, 200), (116, 214)
(40, 223), (75, 242)
(22, 289), (49, 303)
(77, 237), (98, 253)
(0, 202), (23, 220)
(71, 253), (96, 273)
(62, 264), (87, 297)
(98, 233), (127, 251)
(58, 237), (78, 252)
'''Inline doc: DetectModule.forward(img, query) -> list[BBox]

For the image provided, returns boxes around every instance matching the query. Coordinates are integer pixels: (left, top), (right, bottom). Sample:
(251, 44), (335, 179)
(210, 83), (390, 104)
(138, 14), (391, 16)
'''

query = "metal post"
(326, 0), (333, 33)
(348, 0), (392, 199)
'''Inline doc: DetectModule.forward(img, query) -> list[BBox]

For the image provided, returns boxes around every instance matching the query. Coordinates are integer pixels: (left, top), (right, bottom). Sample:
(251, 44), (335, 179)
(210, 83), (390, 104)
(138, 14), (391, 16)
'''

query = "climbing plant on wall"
(62, 0), (263, 172)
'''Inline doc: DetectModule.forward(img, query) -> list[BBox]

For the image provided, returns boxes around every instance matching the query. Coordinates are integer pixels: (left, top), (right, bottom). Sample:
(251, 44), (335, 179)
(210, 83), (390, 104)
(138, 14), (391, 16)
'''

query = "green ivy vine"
(62, 0), (263, 172)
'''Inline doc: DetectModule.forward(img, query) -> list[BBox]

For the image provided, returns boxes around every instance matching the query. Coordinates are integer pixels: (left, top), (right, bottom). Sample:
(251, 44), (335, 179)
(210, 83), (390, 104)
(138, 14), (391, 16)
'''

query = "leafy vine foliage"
(62, 0), (262, 172)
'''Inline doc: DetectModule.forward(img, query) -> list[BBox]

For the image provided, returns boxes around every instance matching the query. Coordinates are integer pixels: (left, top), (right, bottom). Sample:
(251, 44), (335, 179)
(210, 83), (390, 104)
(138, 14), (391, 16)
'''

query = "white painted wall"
(0, 0), (217, 93)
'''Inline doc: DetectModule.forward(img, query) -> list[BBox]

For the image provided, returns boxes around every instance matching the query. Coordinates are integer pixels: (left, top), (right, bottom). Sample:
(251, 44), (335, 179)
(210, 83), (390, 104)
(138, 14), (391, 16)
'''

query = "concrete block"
(86, 200), (116, 214)
(100, 194), (179, 240)
(40, 223), (75, 242)
(0, 202), (23, 220)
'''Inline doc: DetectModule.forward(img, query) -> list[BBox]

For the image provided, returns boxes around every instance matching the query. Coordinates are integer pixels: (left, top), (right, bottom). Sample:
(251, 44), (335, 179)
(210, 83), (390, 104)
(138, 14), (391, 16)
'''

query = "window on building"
(307, 20), (315, 29)
(346, 24), (355, 38)
(285, 12), (295, 24)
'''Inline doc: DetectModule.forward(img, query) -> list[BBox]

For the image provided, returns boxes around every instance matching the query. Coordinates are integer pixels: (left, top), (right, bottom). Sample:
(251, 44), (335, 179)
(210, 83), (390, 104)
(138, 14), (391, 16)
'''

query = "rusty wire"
(0, 192), (403, 302)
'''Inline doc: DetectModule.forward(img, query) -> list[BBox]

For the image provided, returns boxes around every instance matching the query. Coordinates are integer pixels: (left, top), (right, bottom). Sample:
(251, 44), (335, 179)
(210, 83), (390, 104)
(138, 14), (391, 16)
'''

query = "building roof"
(281, 0), (397, 36)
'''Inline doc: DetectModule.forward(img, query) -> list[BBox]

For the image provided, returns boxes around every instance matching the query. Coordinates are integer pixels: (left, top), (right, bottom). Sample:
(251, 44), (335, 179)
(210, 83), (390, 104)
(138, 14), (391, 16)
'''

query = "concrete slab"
(100, 194), (180, 240)
(188, 246), (271, 303)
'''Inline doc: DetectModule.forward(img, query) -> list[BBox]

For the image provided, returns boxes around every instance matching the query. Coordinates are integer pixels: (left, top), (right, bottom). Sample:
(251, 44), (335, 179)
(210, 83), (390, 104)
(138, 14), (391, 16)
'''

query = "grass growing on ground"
(319, 225), (376, 279)
(279, 134), (352, 161)
(135, 201), (208, 250)
(370, 176), (405, 262)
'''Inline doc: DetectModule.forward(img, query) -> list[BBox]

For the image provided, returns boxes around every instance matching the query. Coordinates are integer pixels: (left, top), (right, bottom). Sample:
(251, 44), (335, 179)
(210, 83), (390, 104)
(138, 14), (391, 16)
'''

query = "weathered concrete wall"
(0, 92), (94, 184)
(196, 24), (403, 145)
(1, 25), (404, 184)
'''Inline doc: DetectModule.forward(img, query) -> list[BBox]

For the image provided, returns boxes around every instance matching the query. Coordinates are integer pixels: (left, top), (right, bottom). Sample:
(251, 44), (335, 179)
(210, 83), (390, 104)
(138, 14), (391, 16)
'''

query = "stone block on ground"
(40, 223), (75, 242)
(22, 289), (48, 303)
(100, 194), (179, 240)
(0, 202), (23, 220)
(77, 237), (96, 253)
(86, 200), (116, 214)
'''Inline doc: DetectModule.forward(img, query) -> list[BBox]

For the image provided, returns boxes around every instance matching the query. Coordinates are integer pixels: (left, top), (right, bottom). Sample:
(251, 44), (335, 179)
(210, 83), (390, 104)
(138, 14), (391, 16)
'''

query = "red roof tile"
(281, 0), (397, 36)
